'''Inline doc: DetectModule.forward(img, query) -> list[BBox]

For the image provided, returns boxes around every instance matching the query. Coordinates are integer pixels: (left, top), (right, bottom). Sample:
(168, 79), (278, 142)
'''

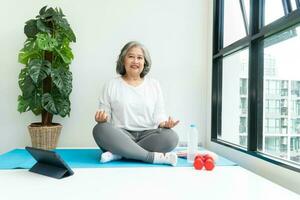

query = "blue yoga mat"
(0, 148), (237, 169)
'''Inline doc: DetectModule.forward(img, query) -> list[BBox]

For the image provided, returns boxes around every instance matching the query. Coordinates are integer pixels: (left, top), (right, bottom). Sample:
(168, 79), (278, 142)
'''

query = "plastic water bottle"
(187, 124), (198, 163)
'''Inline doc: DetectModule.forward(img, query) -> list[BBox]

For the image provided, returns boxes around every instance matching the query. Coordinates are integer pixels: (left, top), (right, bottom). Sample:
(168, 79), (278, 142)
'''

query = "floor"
(0, 166), (299, 200)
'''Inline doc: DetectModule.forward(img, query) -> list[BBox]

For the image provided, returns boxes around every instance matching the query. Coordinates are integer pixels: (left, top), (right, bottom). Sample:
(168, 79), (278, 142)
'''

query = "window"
(265, 99), (281, 115)
(265, 136), (288, 158)
(291, 137), (300, 162)
(221, 49), (248, 147)
(212, 0), (300, 171)
(223, 0), (249, 46)
(290, 119), (300, 134)
(240, 78), (248, 95)
(264, 0), (285, 25)
(291, 0), (298, 11)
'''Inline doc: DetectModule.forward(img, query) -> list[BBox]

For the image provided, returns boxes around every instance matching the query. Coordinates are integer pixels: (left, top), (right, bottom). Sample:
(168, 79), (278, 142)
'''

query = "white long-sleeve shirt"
(98, 76), (168, 131)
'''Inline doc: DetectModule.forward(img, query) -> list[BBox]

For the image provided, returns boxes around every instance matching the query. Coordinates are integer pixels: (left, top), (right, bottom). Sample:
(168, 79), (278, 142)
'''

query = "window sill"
(211, 138), (300, 173)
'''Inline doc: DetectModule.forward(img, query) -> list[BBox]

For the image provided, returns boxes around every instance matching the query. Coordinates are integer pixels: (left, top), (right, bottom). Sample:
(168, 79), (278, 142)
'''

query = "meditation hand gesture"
(95, 110), (108, 123)
(159, 117), (180, 129)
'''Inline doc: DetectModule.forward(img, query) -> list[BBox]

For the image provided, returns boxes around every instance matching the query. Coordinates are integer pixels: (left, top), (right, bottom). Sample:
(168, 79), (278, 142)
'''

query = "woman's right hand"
(95, 110), (108, 123)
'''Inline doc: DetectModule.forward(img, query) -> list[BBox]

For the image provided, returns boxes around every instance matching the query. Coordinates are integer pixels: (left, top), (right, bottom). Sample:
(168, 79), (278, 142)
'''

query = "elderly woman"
(93, 41), (179, 166)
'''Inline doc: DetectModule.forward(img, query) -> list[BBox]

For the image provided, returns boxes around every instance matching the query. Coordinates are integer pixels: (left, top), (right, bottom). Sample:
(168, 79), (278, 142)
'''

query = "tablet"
(25, 146), (74, 179)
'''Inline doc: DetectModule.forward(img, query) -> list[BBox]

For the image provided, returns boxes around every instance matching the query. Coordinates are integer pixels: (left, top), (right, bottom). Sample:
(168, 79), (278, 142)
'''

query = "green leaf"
(42, 93), (58, 114)
(18, 39), (42, 64)
(53, 15), (76, 42)
(29, 90), (43, 115)
(18, 67), (43, 115)
(55, 47), (72, 64)
(36, 19), (51, 33)
(55, 17), (69, 30)
(18, 50), (41, 64)
(22, 38), (37, 52)
(56, 97), (70, 117)
(51, 68), (72, 96)
(18, 92), (42, 115)
(62, 25), (76, 43)
(65, 28), (76, 42)
(51, 87), (71, 117)
(54, 38), (74, 64)
(24, 19), (38, 38)
(36, 33), (58, 51)
(59, 8), (64, 17)
(28, 59), (42, 83)
(18, 68), (36, 98)
(17, 95), (30, 113)
(28, 59), (51, 83)
(42, 7), (56, 20)
(18, 68), (28, 90)
(39, 6), (47, 16)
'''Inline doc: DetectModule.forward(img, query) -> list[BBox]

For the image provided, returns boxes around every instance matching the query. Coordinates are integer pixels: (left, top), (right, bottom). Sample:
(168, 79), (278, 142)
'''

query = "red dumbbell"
(194, 154), (215, 171)
(203, 154), (215, 171)
(193, 155), (204, 170)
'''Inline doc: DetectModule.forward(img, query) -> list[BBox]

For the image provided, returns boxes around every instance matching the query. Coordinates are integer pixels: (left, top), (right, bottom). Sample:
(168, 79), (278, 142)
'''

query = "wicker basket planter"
(28, 123), (62, 150)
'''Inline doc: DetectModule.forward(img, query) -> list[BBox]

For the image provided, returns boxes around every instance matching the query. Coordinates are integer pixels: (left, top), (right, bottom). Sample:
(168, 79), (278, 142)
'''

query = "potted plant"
(17, 6), (76, 149)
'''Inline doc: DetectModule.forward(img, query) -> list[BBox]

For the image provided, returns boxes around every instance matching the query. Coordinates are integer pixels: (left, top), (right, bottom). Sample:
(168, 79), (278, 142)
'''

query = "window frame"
(212, 0), (300, 172)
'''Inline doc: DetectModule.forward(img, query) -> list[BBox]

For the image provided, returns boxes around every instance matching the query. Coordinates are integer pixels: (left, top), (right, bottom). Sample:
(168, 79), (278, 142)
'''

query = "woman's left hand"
(159, 117), (180, 129)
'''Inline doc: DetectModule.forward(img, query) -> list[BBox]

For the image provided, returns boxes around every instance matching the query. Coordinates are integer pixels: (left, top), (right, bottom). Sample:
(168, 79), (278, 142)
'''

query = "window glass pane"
(290, 137), (300, 162)
(263, 24), (300, 164)
(221, 49), (248, 147)
(264, 0), (285, 25)
(291, 0), (298, 11)
(224, 0), (248, 47)
(265, 136), (288, 159)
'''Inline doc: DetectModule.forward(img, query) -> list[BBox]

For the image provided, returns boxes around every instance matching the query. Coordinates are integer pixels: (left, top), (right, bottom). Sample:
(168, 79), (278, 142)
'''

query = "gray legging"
(93, 122), (179, 163)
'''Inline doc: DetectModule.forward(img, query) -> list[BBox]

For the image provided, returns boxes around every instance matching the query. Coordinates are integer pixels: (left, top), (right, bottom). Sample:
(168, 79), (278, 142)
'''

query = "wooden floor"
(0, 166), (299, 200)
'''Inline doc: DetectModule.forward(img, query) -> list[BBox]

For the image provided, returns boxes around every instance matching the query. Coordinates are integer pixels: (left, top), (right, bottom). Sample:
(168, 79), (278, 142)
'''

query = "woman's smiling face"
(123, 46), (145, 77)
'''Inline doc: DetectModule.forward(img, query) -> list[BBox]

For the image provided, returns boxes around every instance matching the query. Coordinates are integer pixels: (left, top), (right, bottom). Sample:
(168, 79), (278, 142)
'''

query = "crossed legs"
(92, 123), (179, 164)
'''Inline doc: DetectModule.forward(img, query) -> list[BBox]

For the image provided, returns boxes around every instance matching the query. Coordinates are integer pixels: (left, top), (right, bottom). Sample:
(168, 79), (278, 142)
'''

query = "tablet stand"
(26, 146), (74, 179)
(29, 162), (72, 179)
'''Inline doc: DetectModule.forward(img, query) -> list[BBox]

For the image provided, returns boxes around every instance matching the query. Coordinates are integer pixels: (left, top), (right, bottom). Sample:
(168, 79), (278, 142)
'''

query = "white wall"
(205, 1), (300, 195)
(0, 0), (209, 153)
